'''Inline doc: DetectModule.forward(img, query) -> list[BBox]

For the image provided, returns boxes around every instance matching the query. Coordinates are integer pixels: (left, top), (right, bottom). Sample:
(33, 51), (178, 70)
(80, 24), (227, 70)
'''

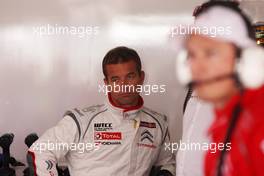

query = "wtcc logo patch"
(94, 123), (113, 131)
(94, 132), (122, 140)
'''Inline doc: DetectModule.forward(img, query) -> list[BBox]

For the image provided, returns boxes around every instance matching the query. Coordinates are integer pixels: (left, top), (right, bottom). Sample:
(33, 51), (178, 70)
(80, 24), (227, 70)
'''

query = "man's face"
(186, 35), (239, 105)
(104, 60), (144, 107)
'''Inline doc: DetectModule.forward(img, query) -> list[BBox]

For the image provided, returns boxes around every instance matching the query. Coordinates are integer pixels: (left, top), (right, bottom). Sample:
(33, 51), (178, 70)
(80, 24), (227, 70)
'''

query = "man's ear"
(140, 71), (145, 84)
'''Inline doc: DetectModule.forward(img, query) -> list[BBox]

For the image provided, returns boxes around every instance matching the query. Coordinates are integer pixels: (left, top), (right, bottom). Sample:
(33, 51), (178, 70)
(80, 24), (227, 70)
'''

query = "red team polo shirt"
(205, 86), (264, 176)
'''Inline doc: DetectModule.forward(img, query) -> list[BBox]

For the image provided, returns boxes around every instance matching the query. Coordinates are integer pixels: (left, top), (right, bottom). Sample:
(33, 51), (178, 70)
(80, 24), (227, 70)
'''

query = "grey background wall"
(0, 0), (263, 173)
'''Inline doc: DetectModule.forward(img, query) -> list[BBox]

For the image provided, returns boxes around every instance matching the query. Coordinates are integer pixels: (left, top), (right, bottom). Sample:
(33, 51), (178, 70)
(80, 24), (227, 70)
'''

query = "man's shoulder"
(141, 107), (169, 140)
(63, 104), (108, 142)
(141, 107), (168, 123)
(64, 104), (107, 119)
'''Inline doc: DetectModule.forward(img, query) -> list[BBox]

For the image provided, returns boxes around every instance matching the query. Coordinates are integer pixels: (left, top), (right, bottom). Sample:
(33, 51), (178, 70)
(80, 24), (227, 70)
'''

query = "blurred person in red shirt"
(176, 1), (264, 176)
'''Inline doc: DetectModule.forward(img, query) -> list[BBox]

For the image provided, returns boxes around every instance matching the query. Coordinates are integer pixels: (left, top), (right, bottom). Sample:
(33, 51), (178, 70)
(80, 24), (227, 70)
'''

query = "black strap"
(216, 102), (242, 176)
(183, 88), (193, 114)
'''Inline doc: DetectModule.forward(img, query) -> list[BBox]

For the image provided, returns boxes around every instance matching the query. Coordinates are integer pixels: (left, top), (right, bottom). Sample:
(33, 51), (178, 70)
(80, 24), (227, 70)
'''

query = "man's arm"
(154, 126), (176, 176)
(27, 115), (78, 176)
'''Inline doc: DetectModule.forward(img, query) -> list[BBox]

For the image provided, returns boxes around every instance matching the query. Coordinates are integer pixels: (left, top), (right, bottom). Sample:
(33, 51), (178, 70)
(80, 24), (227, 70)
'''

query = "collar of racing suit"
(106, 93), (144, 120)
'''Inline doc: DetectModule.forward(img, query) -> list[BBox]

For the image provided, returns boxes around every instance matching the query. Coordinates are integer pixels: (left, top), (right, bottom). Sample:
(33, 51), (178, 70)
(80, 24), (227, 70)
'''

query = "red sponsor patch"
(94, 132), (122, 140)
(140, 121), (156, 128)
(137, 143), (157, 149)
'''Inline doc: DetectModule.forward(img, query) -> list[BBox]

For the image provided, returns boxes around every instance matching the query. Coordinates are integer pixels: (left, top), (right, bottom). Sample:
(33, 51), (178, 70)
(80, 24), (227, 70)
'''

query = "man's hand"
(157, 170), (173, 176)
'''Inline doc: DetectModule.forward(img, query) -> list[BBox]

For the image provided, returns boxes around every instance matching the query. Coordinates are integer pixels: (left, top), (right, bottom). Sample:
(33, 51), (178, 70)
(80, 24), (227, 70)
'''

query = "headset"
(176, 1), (264, 89)
(177, 45), (264, 89)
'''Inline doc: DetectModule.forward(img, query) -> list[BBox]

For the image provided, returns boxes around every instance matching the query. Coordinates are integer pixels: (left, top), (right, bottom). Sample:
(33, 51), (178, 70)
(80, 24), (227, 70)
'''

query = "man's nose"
(191, 57), (207, 79)
(119, 78), (129, 85)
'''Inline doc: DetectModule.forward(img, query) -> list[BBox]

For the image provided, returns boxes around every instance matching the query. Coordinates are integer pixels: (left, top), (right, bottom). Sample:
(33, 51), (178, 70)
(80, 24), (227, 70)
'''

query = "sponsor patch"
(141, 130), (154, 143)
(94, 132), (122, 140)
(140, 121), (156, 128)
(95, 141), (121, 145)
(137, 129), (156, 149)
(45, 160), (53, 170)
(94, 123), (113, 131)
(137, 143), (156, 149)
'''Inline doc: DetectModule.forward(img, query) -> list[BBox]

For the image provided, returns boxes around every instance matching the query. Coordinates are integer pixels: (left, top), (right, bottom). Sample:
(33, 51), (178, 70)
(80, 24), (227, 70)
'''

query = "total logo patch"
(94, 132), (122, 140)
(94, 123), (113, 131)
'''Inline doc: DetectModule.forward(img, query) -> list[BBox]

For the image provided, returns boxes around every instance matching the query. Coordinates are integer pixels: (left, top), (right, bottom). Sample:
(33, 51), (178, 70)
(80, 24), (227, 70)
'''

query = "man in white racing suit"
(27, 46), (175, 176)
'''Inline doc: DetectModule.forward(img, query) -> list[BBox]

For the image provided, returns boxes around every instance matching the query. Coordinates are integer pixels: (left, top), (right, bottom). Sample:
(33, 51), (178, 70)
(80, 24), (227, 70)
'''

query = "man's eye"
(111, 78), (119, 82)
(127, 74), (135, 79)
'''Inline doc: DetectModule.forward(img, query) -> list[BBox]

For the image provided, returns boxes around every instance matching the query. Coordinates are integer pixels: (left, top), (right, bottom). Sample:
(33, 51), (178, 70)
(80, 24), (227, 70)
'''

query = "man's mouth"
(118, 93), (134, 98)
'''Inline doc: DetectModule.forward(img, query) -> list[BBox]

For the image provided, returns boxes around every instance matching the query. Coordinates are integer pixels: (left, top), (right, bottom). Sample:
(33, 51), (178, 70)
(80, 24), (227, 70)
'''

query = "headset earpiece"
(176, 50), (192, 85)
(236, 46), (264, 89)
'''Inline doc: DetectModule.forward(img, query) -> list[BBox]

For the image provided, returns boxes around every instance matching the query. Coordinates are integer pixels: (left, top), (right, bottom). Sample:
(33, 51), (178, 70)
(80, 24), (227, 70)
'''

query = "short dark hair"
(102, 46), (142, 78)
(193, 0), (255, 40)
